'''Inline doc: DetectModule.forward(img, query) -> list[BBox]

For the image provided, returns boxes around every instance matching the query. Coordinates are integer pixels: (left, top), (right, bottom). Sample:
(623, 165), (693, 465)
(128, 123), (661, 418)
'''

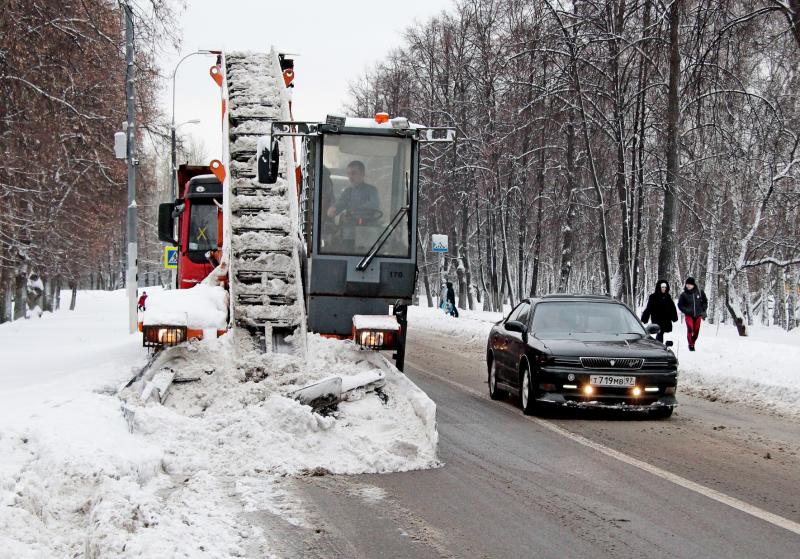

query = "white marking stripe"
(405, 360), (800, 537)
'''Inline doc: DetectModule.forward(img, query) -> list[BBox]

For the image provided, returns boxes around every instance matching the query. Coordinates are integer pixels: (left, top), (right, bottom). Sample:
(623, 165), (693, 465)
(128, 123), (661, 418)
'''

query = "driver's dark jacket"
(336, 183), (379, 216)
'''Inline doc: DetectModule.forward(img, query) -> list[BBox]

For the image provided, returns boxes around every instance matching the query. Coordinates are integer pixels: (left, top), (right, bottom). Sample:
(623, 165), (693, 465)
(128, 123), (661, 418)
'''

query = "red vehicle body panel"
(175, 165), (223, 290)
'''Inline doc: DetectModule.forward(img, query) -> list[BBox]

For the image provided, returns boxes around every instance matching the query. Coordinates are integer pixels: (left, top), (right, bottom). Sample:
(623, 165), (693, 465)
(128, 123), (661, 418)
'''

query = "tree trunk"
(0, 267), (12, 323)
(14, 267), (27, 320)
(724, 278), (748, 336)
(776, 267), (788, 330)
(69, 281), (78, 311)
(787, 271), (798, 330)
(55, 275), (62, 311)
(703, 228), (718, 323)
(559, 110), (577, 292)
(530, 151), (545, 296)
(657, 0), (681, 284)
(460, 196), (475, 310)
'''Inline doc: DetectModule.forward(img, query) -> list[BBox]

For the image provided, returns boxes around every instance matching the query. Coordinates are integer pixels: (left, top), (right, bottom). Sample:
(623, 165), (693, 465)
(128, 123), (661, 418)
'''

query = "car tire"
(519, 365), (537, 415)
(488, 358), (506, 400)
(651, 407), (674, 419)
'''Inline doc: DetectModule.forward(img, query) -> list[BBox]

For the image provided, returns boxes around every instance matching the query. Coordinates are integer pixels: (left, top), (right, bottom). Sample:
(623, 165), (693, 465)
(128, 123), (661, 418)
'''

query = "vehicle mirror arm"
(356, 206), (409, 271)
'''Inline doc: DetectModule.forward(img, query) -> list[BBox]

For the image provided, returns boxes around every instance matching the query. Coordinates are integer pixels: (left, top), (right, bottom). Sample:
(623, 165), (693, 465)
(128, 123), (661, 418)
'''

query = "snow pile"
(141, 284), (228, 328)
(0, 289), (438, 557)
(662, 322), (800, 418)
(409, 303), (800, 418)
(408, 304), (502, 345)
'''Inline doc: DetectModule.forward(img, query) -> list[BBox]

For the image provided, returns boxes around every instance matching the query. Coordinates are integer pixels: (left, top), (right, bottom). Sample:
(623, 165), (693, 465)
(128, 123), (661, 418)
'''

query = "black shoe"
(689, 346), (695, 351)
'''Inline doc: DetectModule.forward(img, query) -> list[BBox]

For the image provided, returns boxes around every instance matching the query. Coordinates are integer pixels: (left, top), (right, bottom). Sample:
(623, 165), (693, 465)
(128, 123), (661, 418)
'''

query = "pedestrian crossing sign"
(164, 246), (178, 269)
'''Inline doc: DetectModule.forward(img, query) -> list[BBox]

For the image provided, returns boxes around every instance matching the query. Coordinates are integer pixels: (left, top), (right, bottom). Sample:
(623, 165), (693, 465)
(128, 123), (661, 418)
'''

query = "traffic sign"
(432, 234), (448, 253)
(164, 246), (178, 269)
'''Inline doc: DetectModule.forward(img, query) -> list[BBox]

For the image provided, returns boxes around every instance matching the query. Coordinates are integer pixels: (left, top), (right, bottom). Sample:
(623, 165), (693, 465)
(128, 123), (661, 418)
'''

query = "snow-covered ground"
(0, 290), (437, 558)
(409, 304), (800, 418)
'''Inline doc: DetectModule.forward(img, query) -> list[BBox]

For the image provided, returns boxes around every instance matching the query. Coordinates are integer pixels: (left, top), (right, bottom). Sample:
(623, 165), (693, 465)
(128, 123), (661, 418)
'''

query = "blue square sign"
(164, 246), (178, 269)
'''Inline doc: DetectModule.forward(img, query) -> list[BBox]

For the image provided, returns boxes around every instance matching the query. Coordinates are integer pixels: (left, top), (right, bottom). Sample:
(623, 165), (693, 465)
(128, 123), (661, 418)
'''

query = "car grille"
(580, 357), (643, 370)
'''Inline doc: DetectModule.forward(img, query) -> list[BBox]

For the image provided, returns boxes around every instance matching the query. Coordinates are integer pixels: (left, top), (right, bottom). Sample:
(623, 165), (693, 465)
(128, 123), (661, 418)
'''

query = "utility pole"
(125, 3), (138, 333)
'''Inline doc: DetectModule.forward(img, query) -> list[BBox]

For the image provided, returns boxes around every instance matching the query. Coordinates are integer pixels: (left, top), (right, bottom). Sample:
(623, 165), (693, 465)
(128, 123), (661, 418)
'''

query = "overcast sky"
(162, 0), (453, 162)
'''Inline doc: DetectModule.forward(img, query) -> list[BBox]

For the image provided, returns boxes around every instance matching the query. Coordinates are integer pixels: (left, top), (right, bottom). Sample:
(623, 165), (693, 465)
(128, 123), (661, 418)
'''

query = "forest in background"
(349, 0), (800, 332)
(0, 0), (183, 321)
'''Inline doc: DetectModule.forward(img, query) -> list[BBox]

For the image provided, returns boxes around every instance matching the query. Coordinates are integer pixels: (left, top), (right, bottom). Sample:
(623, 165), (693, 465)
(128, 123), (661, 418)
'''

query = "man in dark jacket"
(677, 277), (708, 351)
(641, 280), (678, 343)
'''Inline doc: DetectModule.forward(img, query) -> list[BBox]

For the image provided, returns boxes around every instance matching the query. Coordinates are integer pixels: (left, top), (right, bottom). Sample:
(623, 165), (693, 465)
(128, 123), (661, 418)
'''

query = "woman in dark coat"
(641, 280), (678, 342)
(445, 281), (459, 317)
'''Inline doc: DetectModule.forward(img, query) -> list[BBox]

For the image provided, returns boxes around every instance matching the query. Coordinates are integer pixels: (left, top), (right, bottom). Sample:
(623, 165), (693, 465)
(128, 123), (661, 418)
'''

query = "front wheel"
(488, 359), (506, 400)
(651, 407), (674, 419)
(520, 366), (537, 415)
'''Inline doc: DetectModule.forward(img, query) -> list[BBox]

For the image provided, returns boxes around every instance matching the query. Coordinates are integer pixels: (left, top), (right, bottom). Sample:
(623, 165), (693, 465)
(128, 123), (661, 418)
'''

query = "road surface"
(255, 327), (800, 558)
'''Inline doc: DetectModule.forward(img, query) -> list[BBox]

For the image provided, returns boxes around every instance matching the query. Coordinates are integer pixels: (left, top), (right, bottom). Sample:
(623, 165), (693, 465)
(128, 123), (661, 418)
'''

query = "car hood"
(539, 336), (671, 358)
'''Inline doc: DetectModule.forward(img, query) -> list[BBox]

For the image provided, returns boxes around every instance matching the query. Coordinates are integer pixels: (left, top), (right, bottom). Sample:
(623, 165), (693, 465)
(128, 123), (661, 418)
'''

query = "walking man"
(641, 280), (678, 343)
(677, 277), (708, 351)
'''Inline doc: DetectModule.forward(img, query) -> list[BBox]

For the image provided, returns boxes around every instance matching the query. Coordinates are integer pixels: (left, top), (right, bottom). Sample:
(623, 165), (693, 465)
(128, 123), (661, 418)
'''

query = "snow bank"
(1, 289), (438, 557)
(408, 304), (502, 345)
(662, 321), (800, 418)
(141, 284), (228, 328)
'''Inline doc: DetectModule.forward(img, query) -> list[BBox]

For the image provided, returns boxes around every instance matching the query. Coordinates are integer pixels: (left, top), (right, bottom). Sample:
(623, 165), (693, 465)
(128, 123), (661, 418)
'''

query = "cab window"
(318, 134), (412, 258)
(188, 203), (218, 252)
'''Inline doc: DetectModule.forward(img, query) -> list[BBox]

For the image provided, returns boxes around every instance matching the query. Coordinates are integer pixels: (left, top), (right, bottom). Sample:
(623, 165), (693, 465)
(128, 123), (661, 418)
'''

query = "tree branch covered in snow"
(347, 0), (800, 330)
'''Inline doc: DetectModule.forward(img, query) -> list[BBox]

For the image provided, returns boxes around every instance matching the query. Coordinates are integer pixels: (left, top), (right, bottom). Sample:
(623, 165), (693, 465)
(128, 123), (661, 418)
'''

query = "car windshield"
(318, 134), (412, 258)
(531, 301), (645, 338)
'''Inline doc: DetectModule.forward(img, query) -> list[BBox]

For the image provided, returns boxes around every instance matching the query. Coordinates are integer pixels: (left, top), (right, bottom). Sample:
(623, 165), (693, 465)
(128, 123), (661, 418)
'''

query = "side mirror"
(645, 323), (661, 335)
(257, 135), (280, 184)
(505, 320), (527, 334)
(665, 340), (674, 347)
(157, 203), (176, 244)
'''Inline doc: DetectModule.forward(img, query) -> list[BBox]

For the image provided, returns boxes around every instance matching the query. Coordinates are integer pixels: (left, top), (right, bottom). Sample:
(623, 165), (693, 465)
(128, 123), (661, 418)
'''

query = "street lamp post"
(170, 118), (200, 194)
(170, 50), (215, 199)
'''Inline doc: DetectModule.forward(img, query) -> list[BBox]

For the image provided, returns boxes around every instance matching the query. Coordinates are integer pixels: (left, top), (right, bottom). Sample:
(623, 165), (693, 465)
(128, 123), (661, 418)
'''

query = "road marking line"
(405, 360), (800, 537)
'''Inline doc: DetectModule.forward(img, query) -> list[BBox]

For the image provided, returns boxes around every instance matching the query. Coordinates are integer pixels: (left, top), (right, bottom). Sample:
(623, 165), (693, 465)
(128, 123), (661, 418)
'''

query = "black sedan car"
(487, 295), (678, 418)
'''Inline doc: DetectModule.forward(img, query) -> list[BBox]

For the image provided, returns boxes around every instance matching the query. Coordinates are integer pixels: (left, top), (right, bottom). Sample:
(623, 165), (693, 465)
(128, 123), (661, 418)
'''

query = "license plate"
(589, 375), (636, 387)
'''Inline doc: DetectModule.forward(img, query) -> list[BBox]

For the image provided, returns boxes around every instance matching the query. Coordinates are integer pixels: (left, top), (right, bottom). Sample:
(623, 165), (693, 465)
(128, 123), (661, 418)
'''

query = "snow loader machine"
(151, 50), (455, 371)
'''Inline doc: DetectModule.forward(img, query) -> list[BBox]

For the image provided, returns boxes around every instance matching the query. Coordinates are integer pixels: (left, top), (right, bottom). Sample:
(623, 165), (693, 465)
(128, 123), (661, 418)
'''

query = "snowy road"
(273, 327), (800, 558)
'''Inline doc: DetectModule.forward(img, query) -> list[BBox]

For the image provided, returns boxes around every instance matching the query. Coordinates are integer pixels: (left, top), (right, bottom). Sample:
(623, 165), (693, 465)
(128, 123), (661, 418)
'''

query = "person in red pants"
(137, 291), (148, 312)
(677, 277), (708, 351)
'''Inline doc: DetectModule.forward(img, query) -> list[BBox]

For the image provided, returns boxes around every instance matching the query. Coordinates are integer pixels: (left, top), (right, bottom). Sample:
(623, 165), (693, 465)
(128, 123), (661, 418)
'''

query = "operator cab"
(258, 114), (454, 367)
(307, 122), (417, 337)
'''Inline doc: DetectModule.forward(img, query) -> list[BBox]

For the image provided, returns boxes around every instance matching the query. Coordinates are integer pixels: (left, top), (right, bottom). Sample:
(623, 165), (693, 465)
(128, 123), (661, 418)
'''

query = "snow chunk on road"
(142, 284), (228, 328)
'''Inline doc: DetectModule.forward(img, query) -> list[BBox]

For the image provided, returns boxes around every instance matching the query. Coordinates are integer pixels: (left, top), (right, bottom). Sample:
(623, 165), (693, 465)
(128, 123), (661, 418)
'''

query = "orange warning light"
(209, 159), (226, 183)
(283, 68), (295, 87)
(210, 65), (223, 87)
(375, 112), (390, 124)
